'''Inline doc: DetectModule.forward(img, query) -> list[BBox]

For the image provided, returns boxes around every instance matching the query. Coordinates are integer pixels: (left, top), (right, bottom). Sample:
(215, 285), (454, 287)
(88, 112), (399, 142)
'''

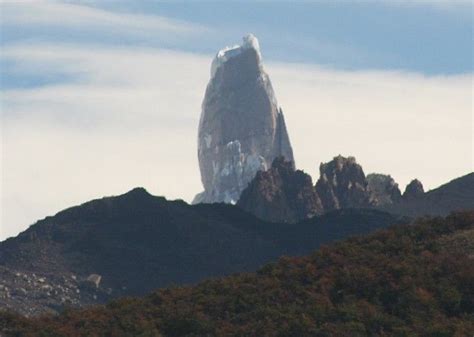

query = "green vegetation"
(1, 212), (473, 337)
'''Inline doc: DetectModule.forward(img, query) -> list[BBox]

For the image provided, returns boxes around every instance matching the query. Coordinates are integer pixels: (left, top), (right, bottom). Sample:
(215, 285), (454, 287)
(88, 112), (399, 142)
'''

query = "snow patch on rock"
(204, 134), (212, 148)
(210, 34), (261, 78)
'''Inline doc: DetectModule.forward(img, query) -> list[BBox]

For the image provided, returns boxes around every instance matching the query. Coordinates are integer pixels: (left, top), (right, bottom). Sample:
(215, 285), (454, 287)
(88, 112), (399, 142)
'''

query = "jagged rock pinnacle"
(238, 157), (323, 223)
(403, 179), (424, 200)
(315, 155), (373, 211)
(366, 173), (402, 206)
(194, 35), (295, 204)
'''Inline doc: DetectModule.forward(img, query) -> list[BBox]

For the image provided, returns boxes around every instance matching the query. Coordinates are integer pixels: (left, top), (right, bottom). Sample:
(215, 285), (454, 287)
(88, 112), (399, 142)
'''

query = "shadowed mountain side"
(0, 188), (278, 297)
(0, 188), (401, 315)
(245, 208), (404, 257)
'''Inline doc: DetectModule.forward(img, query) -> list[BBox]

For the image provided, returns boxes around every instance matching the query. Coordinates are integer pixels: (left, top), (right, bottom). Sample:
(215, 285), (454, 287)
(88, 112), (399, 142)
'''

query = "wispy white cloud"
(2, 44), (210, 128)
(369, 0), (471, 7)
(376, 0), (473, 15)
(1, 1), (209, 37)
(2, 42), (472, 240)
(1, 44), (211, 240)
(269, 62), (473, 192)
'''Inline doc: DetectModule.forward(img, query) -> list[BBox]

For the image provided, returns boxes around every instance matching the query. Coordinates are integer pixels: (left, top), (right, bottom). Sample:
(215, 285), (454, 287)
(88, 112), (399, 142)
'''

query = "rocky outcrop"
(194, 34), (294, 204)
(367, 173), (402, 206)
(403, 179), (424, 200)
(238, 154), (474, 222)
(237, 157), (323, 223)
(238, 155), (404, 222)
(85, 274), (102, 289)
(0, 267), (111, 317)
(315, 155), (373, 211)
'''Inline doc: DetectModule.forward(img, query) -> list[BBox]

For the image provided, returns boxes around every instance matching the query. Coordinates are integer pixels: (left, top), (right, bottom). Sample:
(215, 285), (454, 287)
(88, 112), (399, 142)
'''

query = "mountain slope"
(382, 172), (474, 217)
(2, 212), (473, 337)
(0, 188), (401, 315)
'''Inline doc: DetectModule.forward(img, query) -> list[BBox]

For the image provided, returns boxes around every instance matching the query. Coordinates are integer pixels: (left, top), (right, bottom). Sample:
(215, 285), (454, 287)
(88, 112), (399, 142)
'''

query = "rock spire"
(194, 34), (294, 204)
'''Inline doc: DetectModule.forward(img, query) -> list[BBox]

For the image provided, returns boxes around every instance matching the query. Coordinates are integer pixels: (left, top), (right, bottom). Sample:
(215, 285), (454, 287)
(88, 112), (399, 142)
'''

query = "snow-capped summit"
(210, 34), (262, 78)
(194, 35), (294, 204)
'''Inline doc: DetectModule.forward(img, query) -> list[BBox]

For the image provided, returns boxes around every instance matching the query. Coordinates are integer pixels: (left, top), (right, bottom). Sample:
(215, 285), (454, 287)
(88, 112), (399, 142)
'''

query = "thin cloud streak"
(1, 44), (472, 240)
(269, 61), (472, 194)
(382, 0), (472, 9)
(1, 1), (209, 36)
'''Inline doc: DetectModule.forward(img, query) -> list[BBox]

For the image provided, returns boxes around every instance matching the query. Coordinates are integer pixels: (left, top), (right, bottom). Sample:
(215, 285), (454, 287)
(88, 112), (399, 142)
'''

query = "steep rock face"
(403, 179), (424, 200)
(315, 155), (373, 211)
(237, 157), (323, 223)
(194, 35), (294, 204)
(367, 173), (402, 206)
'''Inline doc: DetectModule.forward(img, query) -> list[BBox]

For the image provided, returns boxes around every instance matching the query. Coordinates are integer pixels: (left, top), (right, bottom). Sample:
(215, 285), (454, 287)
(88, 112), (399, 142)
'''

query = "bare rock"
(85, 274), (102, 289)
(238, 157), (323, 223)
(195, 34), (294, 204)
(367, 173), (402, 206)
(315, 155), (373, 211)
(403, 179), (424, 200)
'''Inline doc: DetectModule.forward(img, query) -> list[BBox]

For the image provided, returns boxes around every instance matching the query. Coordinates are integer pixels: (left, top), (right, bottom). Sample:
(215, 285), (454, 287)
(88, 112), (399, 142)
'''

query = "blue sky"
(1, 1), (472, 239)
(106, 1), (472, 74)
(1, 1), (472, 91)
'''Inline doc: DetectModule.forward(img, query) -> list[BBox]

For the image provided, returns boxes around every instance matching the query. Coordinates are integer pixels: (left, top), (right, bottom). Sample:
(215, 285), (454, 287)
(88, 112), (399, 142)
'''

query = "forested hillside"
(1, 212), (473, 337)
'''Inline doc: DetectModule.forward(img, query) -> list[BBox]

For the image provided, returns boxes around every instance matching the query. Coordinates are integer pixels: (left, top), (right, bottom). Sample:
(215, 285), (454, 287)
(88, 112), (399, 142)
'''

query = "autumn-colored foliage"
(1, 212), (473, 337)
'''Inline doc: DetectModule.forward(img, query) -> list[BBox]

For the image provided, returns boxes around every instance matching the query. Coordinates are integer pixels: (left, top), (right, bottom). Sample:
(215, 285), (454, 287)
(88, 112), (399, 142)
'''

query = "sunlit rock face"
(367, 173), (402, 206)
(315, 155), (374, 211)
(237, 157), (323, 223)
(194, 35), (294, 204)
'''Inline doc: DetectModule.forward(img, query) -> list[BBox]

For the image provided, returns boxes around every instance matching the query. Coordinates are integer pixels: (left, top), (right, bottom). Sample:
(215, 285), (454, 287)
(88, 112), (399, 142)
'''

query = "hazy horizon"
(1, 1), (473, 240)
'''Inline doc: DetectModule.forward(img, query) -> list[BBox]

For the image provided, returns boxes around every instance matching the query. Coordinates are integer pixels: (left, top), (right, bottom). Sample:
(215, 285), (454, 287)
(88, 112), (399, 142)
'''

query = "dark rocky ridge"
(0, 188), (401, 316)
(238, 155), (474, 223)
(239, 155), (376, 223)
(383, 173), (474, 217)
(237, 157), (322, 223)
(402, 178), (424, 200)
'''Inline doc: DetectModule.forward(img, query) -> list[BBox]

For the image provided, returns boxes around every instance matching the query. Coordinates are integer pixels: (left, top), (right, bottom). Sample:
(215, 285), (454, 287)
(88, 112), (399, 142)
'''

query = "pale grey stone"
(194, 35), (294, 204)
